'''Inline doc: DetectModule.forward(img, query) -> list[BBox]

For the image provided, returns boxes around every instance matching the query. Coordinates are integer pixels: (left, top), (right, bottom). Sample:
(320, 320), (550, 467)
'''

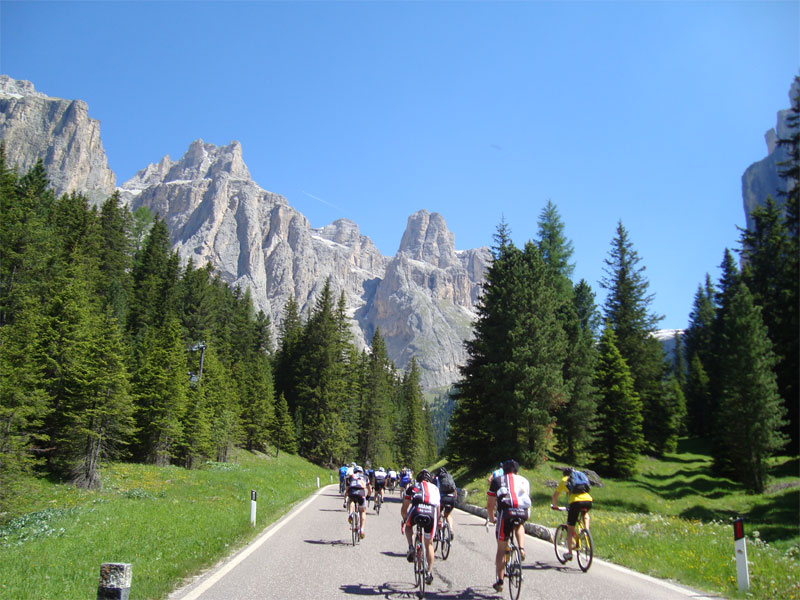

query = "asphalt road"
(170, 485), (720, 600)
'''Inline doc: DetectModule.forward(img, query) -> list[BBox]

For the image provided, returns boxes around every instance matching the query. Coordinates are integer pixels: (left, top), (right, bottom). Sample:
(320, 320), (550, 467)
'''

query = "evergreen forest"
(0, 147), (435, 515)
(446, 80), (799, 492)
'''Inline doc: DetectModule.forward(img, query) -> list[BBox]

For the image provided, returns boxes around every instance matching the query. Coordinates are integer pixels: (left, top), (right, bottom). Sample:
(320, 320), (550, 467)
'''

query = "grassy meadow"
(0, 450), (329, 600)
(452, 439), (799, 599)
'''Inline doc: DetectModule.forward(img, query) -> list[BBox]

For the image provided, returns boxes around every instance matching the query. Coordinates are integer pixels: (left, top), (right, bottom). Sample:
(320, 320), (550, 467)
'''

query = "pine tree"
(359, 329), (396, 467)
(397, 357), (427, 470)
(713, 282), (787, 491)
(447, 222), (567, 468)
(272, 393), (297, 456)
(683, 275), (716, 436)
(592, 323), (643, 478)
(294, 280), (350, 465)
(131, 316), (188, 465)
(738, 195), (798, 452)
(600, 221), (666, 453)
(555, 280), (599, 464)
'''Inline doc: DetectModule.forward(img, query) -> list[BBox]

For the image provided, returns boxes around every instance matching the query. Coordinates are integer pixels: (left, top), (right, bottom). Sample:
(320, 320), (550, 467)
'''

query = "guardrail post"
(97, 563), (131, 600)
(733, 517), (749, 591)
(250, 490), (257, 527)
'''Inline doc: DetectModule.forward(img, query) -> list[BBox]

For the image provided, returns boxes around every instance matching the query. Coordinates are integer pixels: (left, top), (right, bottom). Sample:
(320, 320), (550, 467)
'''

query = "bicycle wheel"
(414, 534), (424, 590)
(375, 496), (381, 515)
(440, 522), (451, 560)
(576, 528), (593, 572)
(506, 545), (522, 600)
(553, 524), (570, 564)
(418, 537), (428, 599)
(351, 512), (359, 546)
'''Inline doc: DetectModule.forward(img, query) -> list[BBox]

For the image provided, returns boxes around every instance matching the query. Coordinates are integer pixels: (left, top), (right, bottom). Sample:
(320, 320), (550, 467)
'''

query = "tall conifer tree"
(592, 323), (643, 477)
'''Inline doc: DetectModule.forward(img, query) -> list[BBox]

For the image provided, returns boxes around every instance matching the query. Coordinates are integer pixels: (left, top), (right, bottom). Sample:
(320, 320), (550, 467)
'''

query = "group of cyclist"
(337, 458), (592, 592)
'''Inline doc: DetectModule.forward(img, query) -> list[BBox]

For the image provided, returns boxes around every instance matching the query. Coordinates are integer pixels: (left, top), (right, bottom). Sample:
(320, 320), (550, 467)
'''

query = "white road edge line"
(178, 485), (330, 600)
(455, 506), (719, 600)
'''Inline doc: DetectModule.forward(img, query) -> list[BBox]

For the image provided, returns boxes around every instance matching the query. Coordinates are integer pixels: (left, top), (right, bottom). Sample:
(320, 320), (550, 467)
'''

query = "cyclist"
(366, 465), (375, 507)
(487, 459), (531, 592)
(342, 462), (356, 508)
(400, 467), (412, 490)
(484, 464), (504, 527)
(338, 464), (349, 494)
(433, 466), (457, 539)
(401, 469), (440, 586)
(346, 465), (372, 539)
(373, 467), (388, 507)
(388, 468), (398, 491)
(551, 466), (593, 561)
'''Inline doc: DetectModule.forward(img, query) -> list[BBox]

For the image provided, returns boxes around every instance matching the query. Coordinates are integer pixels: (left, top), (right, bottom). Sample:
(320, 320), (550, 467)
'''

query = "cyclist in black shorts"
(401, 469), (441, 585)
(434, 466), (457, 539)
(346, 465), (372, 539)
(373, 467), (387, 505)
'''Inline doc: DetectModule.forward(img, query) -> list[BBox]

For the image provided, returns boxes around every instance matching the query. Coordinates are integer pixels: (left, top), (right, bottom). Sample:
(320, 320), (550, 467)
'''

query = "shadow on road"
(340, 582), (500, 599)
(304, 538), (352, 547)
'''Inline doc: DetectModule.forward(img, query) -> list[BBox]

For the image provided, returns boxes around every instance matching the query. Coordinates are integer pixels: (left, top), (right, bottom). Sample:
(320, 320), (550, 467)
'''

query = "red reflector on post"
(733, 518), (745, 541)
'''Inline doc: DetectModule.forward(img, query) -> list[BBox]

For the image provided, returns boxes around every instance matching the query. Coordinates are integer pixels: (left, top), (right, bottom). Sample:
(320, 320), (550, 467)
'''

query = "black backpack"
(437, 468), (456, 494)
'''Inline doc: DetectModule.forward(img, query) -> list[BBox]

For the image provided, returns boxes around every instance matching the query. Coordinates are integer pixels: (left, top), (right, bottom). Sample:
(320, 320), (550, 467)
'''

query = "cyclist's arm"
(487, 495), (498, 523)
(400, 496), (410, 521)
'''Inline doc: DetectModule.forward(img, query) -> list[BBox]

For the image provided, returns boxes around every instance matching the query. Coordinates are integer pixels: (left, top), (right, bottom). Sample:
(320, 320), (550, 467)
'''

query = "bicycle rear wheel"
(553, 524), (569, 564)
(576, 528), (593, 572)
(440, 522), (451, 560)
(351, 512), (359, 546)
(375, 496), (381, 515)
(414, 532), (425, 595)
(506, 545), (522, 600)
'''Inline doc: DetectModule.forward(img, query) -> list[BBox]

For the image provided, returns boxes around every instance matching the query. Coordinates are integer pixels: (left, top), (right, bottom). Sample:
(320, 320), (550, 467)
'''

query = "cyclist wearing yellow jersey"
(550, 467), (592, 561)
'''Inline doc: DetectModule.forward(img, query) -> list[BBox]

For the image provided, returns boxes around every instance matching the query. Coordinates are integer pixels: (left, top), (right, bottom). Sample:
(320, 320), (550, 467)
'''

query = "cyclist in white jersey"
(487, 459), (531, 592)
(401, 469), (441, 585)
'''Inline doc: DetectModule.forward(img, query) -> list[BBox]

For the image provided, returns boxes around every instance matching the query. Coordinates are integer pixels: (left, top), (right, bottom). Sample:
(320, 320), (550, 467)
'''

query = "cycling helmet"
(377, 467), (385, 472)
(354, 465), (363, 473)
(349, 462), (356, 467)
(561, 466), (573, 476)
(416, 469), (433, 483)
(502, 459), (519, 474)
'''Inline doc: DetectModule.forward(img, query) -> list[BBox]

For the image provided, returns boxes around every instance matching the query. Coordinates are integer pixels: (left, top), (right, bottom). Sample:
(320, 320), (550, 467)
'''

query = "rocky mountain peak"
(0, 75), (48, 99)
(0, 75), (115, 204)
(0, 78), (490, 391)
(398, 210), (458, 268)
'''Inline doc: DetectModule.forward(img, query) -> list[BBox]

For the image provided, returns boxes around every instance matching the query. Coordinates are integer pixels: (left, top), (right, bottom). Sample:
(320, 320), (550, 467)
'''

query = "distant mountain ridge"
(0, 76), (490, 390)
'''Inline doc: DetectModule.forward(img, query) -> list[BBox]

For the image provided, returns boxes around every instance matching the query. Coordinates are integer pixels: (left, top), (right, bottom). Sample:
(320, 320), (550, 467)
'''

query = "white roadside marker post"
(250, 490), (257, 528)
(316, 476), (320, 488)
(733, 517), (749, 592)
(97, 562), (132, 600)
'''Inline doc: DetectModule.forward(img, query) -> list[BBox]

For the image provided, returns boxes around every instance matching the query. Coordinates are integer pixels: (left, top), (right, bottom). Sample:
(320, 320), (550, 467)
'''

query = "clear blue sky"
(2, 1), (798, 330)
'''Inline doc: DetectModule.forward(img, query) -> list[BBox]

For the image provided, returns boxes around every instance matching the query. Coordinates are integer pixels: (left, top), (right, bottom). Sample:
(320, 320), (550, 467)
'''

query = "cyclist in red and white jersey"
(401, 469), (441, 585)
(487, 459), (531, 592)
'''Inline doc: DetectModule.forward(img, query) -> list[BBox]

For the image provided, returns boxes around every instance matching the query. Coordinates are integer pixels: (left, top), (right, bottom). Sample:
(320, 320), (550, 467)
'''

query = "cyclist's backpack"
(566, 469), (591, 494)
(437, 468), (456, 494)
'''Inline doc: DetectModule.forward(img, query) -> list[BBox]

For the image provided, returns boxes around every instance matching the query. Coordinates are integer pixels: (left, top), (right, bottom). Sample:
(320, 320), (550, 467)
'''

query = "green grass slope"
(0, 451), (329, 600)
(451, 439), (799, 599)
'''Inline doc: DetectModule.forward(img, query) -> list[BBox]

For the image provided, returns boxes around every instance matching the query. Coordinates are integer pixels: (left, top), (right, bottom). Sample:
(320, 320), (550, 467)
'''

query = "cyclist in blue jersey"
(338, 464), (349, 494)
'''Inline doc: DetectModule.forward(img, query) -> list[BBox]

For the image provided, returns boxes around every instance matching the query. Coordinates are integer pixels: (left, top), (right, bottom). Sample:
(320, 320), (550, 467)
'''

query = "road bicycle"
(553, 506), (593, 572)
(348, 506), (361, 546)
(374, 492), (383, 515)
(503, 516), (524, 600)
(433, 513), (451, 560)
(410, 516), (432, 599)
(339, 478), (346, 495)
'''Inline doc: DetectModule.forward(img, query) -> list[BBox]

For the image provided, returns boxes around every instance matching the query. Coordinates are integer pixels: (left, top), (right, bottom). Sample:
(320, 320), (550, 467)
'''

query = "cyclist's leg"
(424, 516), (435, 574)
(495, 510), (508, 582)
(514, 521), (525, 559)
